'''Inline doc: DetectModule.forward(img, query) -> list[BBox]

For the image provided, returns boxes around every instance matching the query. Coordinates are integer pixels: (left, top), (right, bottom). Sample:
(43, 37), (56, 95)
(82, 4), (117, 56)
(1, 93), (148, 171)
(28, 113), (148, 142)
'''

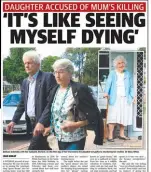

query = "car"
(3, 91), (27, 135)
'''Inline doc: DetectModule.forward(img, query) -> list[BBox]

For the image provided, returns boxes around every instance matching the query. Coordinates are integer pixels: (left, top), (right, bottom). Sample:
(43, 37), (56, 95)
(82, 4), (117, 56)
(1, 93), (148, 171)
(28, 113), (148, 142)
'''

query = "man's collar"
(32, 70), (39, 79)
(28, 70), (39, 82)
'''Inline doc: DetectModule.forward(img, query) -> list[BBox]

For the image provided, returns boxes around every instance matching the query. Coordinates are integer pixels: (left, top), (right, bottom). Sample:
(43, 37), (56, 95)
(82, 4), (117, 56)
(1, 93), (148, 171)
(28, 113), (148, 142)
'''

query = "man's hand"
(33, 123), (44, 136)
(6, 122), (15, 134)
(43, 127), (51, 136)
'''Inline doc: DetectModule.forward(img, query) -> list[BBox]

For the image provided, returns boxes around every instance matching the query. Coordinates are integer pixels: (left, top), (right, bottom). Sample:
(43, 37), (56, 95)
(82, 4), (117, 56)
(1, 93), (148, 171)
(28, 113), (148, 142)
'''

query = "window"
(99, 54), (109, 68)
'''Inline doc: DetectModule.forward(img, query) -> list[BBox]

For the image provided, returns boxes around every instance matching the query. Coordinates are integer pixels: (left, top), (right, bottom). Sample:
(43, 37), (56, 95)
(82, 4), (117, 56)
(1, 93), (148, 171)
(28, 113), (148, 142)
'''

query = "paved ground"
(3, 134), (32, 150)
(9, 130), (142, 150)
(85, 130), (142, 149)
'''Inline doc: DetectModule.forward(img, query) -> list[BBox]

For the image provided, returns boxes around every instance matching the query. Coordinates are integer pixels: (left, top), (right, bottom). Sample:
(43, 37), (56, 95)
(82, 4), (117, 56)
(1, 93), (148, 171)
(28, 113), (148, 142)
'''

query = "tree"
(3, 48), (35, 84)
(83, 48), (100, 85)
(63, 48), (88, 82)
(41, 55), (60, 72)
(63, 47), (100, 85)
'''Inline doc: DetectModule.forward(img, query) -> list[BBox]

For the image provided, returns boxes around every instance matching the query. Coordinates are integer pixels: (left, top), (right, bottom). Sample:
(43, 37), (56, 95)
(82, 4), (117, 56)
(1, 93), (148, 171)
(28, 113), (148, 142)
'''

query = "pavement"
(9, 130), (142, 150)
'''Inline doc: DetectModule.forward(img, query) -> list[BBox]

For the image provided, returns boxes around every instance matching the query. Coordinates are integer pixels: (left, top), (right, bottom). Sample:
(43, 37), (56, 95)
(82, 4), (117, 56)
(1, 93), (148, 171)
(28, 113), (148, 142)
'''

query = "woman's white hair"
(52, 59), (74, 74)
(22, 50), (41, 64)
(113, 55), (127, 68)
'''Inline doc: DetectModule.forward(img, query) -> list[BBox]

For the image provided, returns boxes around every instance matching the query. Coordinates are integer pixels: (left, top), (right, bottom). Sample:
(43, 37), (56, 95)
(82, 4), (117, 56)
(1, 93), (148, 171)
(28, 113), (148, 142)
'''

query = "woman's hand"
(133, 97), (137, 104)
(103, 93), (109, 98)
(43, 127), (51, 136)
(61, 121), (78, 132)
(61, 120), (88, 133)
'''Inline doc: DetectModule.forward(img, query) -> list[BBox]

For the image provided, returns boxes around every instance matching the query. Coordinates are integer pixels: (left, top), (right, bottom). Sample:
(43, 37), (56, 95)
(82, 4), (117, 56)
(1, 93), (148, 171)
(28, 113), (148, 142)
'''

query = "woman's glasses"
(53, 69), (66, 75)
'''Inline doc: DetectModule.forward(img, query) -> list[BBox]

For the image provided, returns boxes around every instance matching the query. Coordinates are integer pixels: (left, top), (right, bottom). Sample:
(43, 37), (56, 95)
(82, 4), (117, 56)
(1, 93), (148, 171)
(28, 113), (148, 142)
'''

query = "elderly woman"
(34, 59), (104, 150)
(104, 55), (136, 142)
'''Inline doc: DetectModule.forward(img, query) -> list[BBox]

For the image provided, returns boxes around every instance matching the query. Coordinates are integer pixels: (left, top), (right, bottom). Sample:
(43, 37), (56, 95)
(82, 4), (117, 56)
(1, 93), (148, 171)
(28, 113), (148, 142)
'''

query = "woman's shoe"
(107, 138), (114, 142)
(118, 136), (130, 140)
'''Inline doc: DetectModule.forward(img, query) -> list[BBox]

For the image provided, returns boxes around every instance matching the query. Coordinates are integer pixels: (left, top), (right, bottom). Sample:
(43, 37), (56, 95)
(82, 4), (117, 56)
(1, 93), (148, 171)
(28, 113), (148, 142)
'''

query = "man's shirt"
(27, 71), (39, 117)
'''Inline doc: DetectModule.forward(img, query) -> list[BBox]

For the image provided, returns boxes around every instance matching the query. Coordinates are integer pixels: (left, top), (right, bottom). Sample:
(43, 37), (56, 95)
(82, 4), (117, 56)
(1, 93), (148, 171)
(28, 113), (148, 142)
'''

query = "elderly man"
(6, 50), (56, 150)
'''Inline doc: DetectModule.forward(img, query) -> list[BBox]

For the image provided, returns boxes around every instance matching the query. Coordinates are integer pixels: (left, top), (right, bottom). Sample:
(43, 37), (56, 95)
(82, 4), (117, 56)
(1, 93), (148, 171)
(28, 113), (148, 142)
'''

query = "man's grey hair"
(23, 50), (41, 64)
(52, 59), (74, 74)
(113, 55), (127, 68)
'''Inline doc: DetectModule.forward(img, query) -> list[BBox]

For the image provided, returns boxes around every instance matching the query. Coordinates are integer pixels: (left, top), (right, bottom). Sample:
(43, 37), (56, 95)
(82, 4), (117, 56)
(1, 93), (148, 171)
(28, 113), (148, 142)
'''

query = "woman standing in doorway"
(104, 55), (136, 142)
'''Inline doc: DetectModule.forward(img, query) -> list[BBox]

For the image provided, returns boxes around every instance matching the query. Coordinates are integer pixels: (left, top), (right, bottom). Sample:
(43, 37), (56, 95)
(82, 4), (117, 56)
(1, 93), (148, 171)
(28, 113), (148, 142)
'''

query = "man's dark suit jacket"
(39, 80), (104, 145)
(12, 70), (56, 128)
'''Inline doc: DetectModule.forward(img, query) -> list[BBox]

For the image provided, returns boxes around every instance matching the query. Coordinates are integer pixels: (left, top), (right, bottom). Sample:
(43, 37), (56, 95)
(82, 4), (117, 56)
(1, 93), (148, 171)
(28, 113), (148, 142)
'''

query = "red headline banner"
(3, 2), (146, 12)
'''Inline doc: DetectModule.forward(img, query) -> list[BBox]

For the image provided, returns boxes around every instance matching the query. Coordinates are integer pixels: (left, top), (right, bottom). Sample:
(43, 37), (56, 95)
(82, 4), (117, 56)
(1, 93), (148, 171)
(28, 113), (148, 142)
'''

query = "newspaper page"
(1, 0), (149, 172)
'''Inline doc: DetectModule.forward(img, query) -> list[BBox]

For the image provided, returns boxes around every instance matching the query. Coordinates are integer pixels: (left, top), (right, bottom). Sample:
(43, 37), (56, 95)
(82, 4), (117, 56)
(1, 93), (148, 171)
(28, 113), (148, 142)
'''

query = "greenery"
(41, 55), (60, 72)
(3, 48), (35, 84)
(3, 48), (60, 84)
(63, 48), (100, 85)
(83, 48), (100, 85)
(3, 47), (100, 85)
(63, 48), (86, 82)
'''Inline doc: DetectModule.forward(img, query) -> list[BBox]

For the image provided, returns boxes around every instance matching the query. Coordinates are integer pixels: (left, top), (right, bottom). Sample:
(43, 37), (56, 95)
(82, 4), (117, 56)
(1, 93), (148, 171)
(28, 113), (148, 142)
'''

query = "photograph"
(3, 47), (102, 150)
(3, 47), (146, 150)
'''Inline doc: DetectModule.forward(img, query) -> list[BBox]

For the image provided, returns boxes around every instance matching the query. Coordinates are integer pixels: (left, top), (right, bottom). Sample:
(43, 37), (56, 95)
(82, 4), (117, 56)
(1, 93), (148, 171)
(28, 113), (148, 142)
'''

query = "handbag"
(69, 104), (86, 122)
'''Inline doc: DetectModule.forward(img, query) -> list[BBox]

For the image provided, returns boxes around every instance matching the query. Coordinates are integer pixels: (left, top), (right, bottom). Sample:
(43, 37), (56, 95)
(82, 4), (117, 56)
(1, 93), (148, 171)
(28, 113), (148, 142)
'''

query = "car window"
(3, 94), (21, 106)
